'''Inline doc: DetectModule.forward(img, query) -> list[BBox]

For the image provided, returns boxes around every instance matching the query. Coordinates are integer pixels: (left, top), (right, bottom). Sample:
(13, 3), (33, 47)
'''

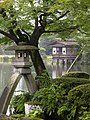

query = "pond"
(0, 61), (90, 96)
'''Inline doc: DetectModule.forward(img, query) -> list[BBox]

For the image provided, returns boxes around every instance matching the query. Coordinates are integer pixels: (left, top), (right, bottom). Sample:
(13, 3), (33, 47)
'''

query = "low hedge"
(61, 71), (90, 79)
(54, 77), (90, 93)
(68, 84), (90, 120)
(68, 84), (90, 106)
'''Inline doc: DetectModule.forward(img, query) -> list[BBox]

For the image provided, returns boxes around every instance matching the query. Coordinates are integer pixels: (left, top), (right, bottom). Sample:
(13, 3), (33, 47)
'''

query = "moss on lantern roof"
(5, 45), (38, 51)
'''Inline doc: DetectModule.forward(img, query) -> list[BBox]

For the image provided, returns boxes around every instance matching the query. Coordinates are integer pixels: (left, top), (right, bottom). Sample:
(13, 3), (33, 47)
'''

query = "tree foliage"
(0, 0), (90, 43)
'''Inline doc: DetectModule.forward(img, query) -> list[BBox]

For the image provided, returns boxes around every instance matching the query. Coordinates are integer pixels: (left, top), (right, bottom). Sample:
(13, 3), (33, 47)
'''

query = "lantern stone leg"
(23, 74), (37, 95)
(0, 72), (22, 114)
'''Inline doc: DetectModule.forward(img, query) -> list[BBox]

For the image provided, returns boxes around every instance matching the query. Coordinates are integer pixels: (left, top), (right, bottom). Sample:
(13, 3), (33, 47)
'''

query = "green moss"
(0, 118), (8, 120)
(29, 118), (43, 120)
(11, 114), (25, 118)
(21, 117), (43, 120)
(24, 117), (43, 120)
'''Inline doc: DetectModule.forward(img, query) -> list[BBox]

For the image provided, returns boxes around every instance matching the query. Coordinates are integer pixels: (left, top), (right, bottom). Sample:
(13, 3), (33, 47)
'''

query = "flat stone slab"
(5, 45), (38, 51)
(0, 114), (16, 120)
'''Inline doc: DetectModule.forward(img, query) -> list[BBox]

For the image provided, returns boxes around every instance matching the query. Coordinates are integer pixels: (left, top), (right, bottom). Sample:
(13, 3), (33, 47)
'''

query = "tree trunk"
(29, 49), (46, 76)
(29, 27), (47, 76)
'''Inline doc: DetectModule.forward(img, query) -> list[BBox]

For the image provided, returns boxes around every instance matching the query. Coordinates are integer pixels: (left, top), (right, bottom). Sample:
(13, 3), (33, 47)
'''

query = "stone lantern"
(0, 43), (38, 114)
(6, 44), (38, 73)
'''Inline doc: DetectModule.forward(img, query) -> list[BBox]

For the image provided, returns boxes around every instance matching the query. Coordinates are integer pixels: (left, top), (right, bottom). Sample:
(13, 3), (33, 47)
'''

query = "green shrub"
(79, 111), (90, 120)
(68, 84), (90, 120)
(68, 84), (90, 106)
(10, 92), (33, 114)
(33, 84), (69, 120)
(54, 77), (90, 94)
(62, 71), (90, 79)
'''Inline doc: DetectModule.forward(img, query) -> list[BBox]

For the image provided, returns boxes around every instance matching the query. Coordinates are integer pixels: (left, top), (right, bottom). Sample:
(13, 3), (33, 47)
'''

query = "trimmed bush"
(61, 71), (90, 79)
(54, 77), (90, 93)
(68, 84), (90, 120)
(68, 84), (90, 106)
(68, 84), (90, 105)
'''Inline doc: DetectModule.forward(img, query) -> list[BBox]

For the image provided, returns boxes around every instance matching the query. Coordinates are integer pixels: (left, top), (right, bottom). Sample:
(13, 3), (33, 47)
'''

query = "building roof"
(5, 45), (38, 51)
(49, 40), (79, 47)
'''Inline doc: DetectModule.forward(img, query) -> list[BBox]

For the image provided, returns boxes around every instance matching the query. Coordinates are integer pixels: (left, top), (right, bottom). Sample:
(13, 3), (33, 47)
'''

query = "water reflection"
(52, 64), (67, 78)
(49, 63), (89, 79)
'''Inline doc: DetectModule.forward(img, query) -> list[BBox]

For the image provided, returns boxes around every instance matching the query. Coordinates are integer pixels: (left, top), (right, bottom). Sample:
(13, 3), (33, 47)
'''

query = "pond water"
(0, 61), (90, 96)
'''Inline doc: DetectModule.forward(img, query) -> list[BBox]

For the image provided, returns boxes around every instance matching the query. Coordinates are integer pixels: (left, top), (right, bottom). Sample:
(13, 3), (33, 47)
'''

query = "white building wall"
(62, 47), (66, 55)
(52, 48), (57, 54)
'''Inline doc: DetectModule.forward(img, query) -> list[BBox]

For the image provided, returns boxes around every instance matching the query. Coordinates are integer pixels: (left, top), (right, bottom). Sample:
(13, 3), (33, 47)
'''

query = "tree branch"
(22, 29), (31, 40)
(15, 29), (31, 43)
(39, 13), (47, 29)
(8, 29), (18, 39)
(57, 10), (70, 20)
(47, 10), (70, 24)
(0, 29), (19, 43)
(35, 17), (38, 29)
(45, 26), (79, 33)
(77, 28), (90, 35)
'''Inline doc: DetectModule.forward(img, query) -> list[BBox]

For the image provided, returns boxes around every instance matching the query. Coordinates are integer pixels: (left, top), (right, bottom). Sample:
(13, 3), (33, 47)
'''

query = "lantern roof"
(5, 45), (38, 51)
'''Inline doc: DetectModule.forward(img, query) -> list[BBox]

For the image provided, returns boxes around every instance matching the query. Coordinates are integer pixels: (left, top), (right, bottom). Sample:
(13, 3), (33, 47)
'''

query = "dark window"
(18, 53), (22, 58)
